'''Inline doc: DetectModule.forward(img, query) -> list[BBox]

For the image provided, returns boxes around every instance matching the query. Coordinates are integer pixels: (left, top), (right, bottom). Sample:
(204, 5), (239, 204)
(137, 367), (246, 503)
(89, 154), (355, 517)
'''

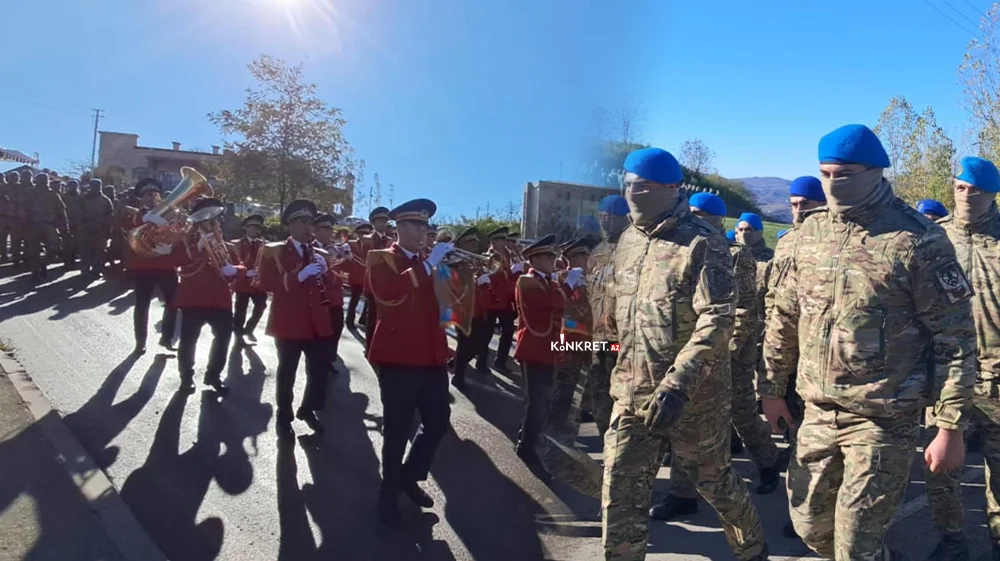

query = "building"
(521, 179), (720, 240)
(94, 131), (223, 189)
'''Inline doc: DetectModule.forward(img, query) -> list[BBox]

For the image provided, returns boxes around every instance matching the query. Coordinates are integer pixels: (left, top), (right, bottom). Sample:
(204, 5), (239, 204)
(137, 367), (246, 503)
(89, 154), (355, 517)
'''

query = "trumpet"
(443, 248), (503, 275)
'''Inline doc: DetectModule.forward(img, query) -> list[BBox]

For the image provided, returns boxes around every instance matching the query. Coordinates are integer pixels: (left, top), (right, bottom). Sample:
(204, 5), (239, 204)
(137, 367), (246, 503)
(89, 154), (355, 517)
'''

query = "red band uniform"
(361, 206), (392, 353)
(344, 223), (372, 329)
(447, 227), (491, 388)
(256, 200), (335, 439)
(233, 214), (268, 344)
(313, 214), (347, 364)
(368, 198), (452, 524)
(477, 227), (517, 372)
(552, 238), (594, 435)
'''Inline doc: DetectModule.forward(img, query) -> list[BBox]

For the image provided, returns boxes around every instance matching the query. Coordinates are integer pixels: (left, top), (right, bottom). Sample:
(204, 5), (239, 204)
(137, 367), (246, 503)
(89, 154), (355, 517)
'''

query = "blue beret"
(725, 229), (737, 241)
(956, 156), (1000, 194)
(818, 124), (890, 168)
(737, 212), (763, 231)
(789, 176), (825, 202)
(916, 199), (949, 217)
(688, 192), (727, 216)
(777, 229), (790, 239)
(623, 147), (683, 185)
(598, 194), (629, 216)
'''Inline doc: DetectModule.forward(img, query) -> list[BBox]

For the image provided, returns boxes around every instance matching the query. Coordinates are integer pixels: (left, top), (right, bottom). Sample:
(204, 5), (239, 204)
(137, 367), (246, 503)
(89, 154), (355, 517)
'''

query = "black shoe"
(296, 410), (325, 434)
(730, 433), (744, 455)
(246, 332), (258, 343)
(205, 378), (230, 395)
(158, 337), (175, 351)
(648, 495), (698, 521)
(661, 450), (672, 466)
(748, 544), (769, 561)
(928, 532), (969, 561)
(783, 520), (799, 539)
(132, 344), (147, 356)
(474, 360), (489, 373)
(378, 491), (401, 524)
(276, 421), (294, 441)
(403, 481), (434, 508)
(451, 374), (467, 391)
(580, 410), (595, 423)
(446, 358), (456, 372)
(492, 361), (510, 374)
(756, 466), (780, 495)
(179, 379), (196, 394)
(777, 447), (793, 472)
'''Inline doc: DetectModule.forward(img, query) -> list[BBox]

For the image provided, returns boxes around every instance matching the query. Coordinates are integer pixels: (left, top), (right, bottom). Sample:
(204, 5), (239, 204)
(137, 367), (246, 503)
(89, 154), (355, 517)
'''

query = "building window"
(564, 191), (571, 201)
(132, 167), (148, 181)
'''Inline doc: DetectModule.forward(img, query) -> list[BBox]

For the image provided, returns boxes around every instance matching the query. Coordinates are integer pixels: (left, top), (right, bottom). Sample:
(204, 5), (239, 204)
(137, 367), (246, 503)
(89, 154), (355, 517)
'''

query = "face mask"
(599, 214), (629, 239)
(820, 167), (885, 215)
(699, 214), (725, 234)
(737, 227), (762, 246)
(625, 186), (679, 229)
(954, 188), (995, 225)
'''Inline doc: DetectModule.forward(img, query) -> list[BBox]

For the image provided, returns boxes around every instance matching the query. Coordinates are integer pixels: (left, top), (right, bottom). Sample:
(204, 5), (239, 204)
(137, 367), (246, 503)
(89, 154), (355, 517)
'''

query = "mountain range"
(736, 177), (793, 223)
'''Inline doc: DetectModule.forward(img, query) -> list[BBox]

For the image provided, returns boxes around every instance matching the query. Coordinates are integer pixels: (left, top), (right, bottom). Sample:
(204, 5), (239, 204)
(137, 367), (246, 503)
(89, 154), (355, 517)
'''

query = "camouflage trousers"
(0, 217), (10, 258)
(79, 231), (108, 275)
(6, 218), (24, 261)
(670, 344), (778, 498)
(585, 349), (616, 438)
(925, 379), (1000, 539)
(24, 225), (62, 270)
(532, 351), (603, 499)
(788, 403), (919, 561)
(602, 377), (765, 561)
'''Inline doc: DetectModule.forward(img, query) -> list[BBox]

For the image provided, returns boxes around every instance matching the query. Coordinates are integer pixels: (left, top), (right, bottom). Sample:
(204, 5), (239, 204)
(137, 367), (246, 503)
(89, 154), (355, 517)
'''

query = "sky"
(0, 0), (991, 217)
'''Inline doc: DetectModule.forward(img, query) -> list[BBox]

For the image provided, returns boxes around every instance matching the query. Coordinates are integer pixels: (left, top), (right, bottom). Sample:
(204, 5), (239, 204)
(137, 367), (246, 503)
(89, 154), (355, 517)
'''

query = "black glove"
(643, 390), (687, 432)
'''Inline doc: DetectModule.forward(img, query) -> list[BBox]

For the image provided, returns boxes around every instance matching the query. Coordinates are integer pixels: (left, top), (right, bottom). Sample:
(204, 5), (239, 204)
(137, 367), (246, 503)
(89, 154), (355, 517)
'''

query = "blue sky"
(0, 0), (989, 217)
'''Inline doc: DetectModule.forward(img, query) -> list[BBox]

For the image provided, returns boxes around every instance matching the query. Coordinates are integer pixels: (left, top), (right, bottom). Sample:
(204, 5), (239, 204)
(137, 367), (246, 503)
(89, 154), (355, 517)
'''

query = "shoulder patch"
(934, 259), (974, 303)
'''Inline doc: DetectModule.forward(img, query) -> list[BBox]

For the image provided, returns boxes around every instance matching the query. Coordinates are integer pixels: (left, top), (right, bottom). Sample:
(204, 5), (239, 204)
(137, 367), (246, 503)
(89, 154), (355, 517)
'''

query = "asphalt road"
(0, 261), (996, 561)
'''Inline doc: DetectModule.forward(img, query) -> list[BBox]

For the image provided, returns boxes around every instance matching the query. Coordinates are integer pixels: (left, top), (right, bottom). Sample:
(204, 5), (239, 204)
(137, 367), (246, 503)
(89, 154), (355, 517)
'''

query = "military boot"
(748, 544), (769, 561)
(730, 428), (744, 455)
(756, 465), (780, 494)
(992, 539), (1000, 561)
(928, 531), (969, 561)
(648, 494), (698, 520)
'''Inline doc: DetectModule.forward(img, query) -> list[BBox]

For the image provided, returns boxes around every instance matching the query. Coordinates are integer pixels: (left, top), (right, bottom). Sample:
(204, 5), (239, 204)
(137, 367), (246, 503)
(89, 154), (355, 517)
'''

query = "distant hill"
(737, 177), (793, 224)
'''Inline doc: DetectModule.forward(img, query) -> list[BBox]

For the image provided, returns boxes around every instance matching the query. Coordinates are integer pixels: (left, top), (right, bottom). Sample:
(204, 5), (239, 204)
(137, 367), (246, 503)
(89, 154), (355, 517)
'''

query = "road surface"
(0, 261), (994, 561)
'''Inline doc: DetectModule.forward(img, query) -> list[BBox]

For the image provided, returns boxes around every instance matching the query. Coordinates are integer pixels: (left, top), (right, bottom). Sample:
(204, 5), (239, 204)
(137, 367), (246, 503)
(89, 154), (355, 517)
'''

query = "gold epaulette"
(365, 249), (400, 274)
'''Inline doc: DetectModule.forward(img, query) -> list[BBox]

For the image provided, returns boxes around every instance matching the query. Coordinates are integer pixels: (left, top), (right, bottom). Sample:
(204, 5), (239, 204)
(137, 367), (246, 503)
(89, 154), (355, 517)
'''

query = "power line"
(941, 0), (982, 29)
(962, 0), (989, 18)
(90, 109), (104, 171)
(0, 94), (86, 117)
(920, 0), (981, 38)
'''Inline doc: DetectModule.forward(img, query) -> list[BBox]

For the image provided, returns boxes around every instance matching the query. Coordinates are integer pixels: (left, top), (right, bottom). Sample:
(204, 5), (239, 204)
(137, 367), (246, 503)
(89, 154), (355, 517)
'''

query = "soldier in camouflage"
(63, 180), (83, 269)
(24, 172), (68, 280)
(650, 192), (780, 523)
(918, 199), (949, 223)
(0, 173), (10, 263)
(603, 147), (767, 561)
(762, 124), (975, 561)
(922, 157), (1000, 561)
(11, 170), (32, 266)
(80, 179), (114, 279)
(586, 194), (629, 439)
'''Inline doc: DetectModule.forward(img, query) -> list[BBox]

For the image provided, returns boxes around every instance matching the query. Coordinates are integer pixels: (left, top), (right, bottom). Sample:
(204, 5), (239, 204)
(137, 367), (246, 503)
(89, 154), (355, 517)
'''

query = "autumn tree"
(959, 3), (1000, 163)
(209, 54), (353, 213)
(874, 96), (956, 208)
(679, 138), (715, 179)
(598, 99), (647, 145)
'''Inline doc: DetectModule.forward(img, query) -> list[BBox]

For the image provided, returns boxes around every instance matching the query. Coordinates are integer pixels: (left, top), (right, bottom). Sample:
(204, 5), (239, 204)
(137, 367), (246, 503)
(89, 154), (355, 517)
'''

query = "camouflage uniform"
(586, 235), (619, 438)
(0, 176), (10, 261)
(669, 240), (778, 499)
(924, 206), (1000, 543)
(108, 189), (126, 264)
(25, 179), (68, 274)
(762, 190), (976, 561)
(63, 189), (83, 264)
(603, 197), (765, 561)
(79, 190), (114, 276)
(9, 174), (28, 264)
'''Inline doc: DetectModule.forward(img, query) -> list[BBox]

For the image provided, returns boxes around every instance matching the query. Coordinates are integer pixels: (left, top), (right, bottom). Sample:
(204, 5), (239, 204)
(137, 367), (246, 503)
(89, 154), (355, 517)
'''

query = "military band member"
(367, 198), (453, 524)
(313, 213), (346, 363)
(449, 227), (486, 389)
(553, 238), (593, 429)
(360, 206), (391, 347)
(344, 223), (372, 329)
(121, 179), (179, 354)
(478, 227), (517, 373)
(166, 198), (244, 393)
(233, 214), (268, 345)
(257, 200), (334, 439)
(918, 198), (949, 222)
(436, 227), (453, 244)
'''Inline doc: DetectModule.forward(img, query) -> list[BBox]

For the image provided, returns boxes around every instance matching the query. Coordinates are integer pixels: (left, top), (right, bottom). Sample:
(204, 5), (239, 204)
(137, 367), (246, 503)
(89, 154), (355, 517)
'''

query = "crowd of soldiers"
(6, 121), (1000, 561)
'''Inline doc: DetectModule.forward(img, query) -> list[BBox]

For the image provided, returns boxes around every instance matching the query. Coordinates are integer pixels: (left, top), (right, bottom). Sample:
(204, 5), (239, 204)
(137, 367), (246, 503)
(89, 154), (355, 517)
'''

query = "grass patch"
(724, 217), (790, 249)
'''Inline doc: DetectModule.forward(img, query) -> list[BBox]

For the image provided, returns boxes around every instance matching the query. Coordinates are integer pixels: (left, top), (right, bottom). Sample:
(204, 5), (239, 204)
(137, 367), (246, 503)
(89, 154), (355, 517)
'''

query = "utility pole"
(90, 109), (104, 171)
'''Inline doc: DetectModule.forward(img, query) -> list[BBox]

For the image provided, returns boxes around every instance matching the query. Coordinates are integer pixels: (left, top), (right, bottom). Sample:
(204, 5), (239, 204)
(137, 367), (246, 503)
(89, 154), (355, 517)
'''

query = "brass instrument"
(307, 241), (331, 307)
(128, 167), (213, 257)
(189, 206), (233, 276)
(442, 248), (502, 274)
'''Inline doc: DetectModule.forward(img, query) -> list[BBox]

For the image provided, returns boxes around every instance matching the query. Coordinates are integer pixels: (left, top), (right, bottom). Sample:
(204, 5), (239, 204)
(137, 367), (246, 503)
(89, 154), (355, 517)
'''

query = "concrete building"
(94, 131), (223, 189)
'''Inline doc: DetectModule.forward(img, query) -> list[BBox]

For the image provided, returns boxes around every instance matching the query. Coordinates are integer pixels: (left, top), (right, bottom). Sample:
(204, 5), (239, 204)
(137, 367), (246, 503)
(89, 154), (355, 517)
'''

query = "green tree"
(679, 138), (715, 180)
(208, 54), (353, 212)
(959, 3), (1000, 163)
(874, 96), (956, 208)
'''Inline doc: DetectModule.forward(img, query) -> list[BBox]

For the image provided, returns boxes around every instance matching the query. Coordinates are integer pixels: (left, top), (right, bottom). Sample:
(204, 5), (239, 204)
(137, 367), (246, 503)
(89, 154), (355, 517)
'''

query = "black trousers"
(233, 292), (267, 335)
(517, 361), (554, 450)
(377, 365), (451, 493)
(479, 309), (515, 367)
(454, 316), (490, 377)
(133, 270), (179, 346)
(364, 301), (377, 354)
(178, 307), (233, 383)
(328, 305), (345, 360)
(275, 339), (329, 424)
(346, 285), (363, 327)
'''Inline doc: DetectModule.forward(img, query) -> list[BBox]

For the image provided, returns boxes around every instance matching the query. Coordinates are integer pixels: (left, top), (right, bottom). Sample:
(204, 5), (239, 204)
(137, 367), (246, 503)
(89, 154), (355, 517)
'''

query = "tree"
(598, 99), (647, 145)
(959, 3), (1000, 163)
(372, 173), (382, 207)
(679, 139), (715, 179)
(388, 183), (395, 207)
(208, 54), (352, 212)
(874, 96), (957, 207)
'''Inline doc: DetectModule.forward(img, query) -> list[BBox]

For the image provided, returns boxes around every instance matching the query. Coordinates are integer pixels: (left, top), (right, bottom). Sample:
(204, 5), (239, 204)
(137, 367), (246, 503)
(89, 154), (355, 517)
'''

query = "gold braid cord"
(366, 250), (408, 307)
(516, 275), (555, 338)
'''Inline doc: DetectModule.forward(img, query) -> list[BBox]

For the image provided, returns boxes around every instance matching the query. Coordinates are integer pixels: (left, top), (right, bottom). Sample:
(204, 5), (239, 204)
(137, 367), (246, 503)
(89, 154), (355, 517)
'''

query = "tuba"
(127, 167), (214, 258)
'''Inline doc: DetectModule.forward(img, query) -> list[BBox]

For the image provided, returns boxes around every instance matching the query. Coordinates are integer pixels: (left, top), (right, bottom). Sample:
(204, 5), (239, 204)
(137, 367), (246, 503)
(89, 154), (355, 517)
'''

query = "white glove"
(476, 274), (491, 286)
(246, 270), (258, 278)
(197, 232), (215, 252)
(153, 243), (172, 256)
(550, 272), (559, 281)
(297, 263), (322, 282)
(221, 264), (239, 278)
(313, 252), (329, 273)
(565, 267), (585, 289)
(426, 242), (454, 268)
(142, 213), (168, 227)
(511, 262), (525, 274)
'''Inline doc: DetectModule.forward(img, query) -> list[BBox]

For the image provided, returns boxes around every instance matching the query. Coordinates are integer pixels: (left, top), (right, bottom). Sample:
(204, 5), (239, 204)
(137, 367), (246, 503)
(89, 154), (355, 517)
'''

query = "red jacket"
(233, 237), (266, 294)
(120, 207), (178, 273)
(257, 238), (335, 341)
(513, 269), (567, 365)
(361, 232), (392, 294)
(483, 251), (517, 312)
(367, 244), (449, 367)
(169, 235), (245, 310)
(345, 239), (367, 288)
(312, 240), (345, 307)
(557, 270), (592, 344)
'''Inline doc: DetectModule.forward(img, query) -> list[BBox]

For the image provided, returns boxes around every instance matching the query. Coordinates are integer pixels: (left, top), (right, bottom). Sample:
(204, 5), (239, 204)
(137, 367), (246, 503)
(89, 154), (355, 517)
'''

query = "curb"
(0, 351), (168, 561)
